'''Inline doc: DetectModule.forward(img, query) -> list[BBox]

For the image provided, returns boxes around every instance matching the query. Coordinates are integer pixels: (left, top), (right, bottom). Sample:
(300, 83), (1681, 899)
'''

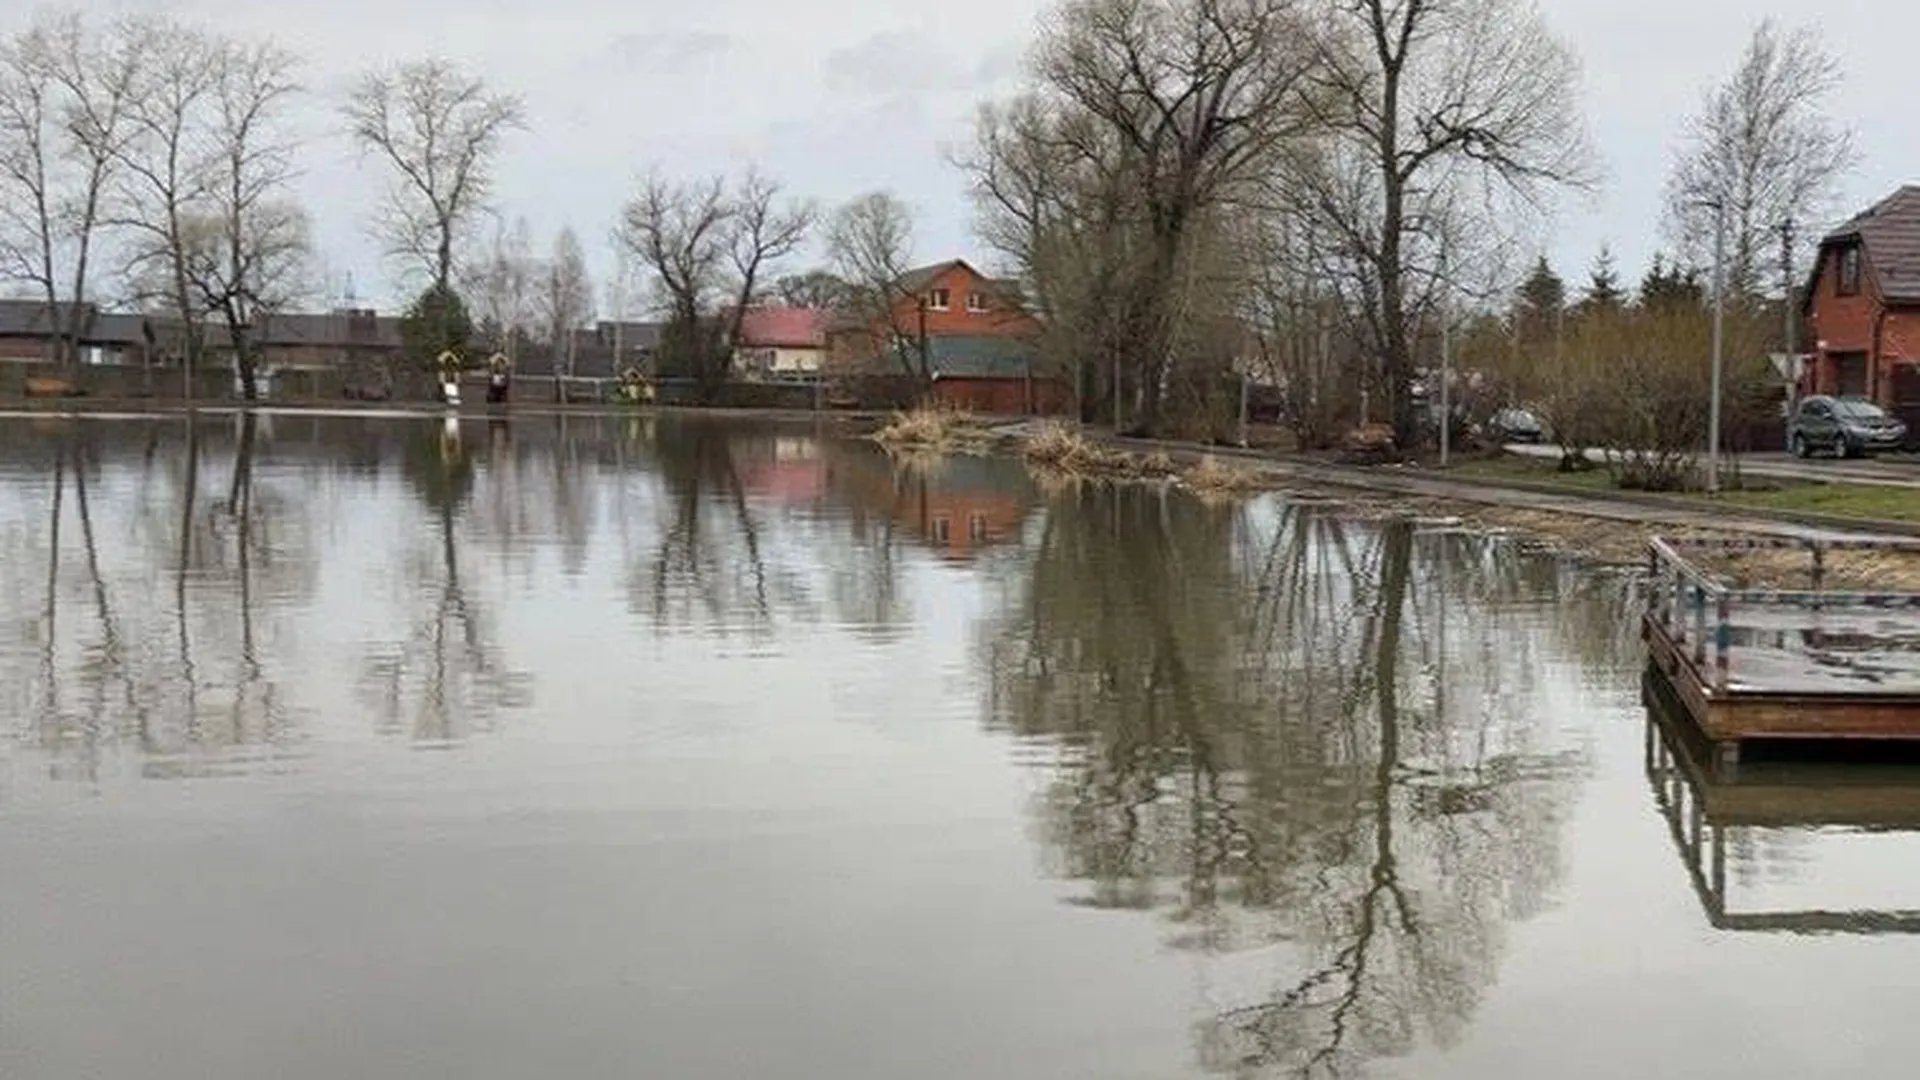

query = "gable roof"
(1821, 186), (1920, 305)
(736, 306), (827, 349)
(896, 259), (1022, 299)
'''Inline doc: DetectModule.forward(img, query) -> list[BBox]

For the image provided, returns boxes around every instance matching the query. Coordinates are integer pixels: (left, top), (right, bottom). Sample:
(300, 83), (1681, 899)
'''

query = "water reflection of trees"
(0, 416), (317, 781)
(358, 418), (530, 744)
(981, 485), (1627, 1078)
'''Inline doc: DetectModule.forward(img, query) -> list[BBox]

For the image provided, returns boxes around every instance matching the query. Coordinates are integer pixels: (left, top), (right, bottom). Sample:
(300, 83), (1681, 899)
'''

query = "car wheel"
(1791, 433), (1808, 458)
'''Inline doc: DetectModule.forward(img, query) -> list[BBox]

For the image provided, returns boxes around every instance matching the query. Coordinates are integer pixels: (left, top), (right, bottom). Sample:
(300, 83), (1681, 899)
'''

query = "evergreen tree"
(400, 282), (475, 370)
(1637, 254), (1705, 312)
(1581, 245), (1625, 311)
(1513, 256), (1567, 347)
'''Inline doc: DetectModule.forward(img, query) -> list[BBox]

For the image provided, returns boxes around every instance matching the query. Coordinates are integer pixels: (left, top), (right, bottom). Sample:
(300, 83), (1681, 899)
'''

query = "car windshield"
(1833, 399), (1887, 420)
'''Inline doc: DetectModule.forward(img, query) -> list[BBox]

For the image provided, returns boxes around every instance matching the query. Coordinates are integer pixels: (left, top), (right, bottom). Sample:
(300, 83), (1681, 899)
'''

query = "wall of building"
(1805, 243), (1920, 404)
(930, 376), (1071, 416)
(888, 264), (1041, 340)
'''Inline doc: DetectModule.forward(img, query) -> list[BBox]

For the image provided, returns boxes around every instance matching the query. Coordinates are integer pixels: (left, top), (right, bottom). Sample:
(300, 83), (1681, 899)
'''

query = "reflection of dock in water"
(1643, 535), (1920, 766)
(1645, 670), (1920, 934)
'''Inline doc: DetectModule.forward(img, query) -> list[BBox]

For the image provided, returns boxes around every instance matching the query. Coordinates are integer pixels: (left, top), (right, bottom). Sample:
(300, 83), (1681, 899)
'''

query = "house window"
(968, 513), (988, 542)
(928, 288), (950, 311)
(931, 514), (952, 543)
(966, 292), (986, 313)
(1839, 246), (1862, 296)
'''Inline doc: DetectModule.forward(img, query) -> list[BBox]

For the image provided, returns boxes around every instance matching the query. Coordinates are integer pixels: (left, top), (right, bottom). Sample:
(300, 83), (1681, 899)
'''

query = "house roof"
(0, 299), (92, 338)
(1822, 186), (1920, 305)
(927, 335), (1039, 379)
(737, 306), (826, 349)
(896, 259), (1022, 299)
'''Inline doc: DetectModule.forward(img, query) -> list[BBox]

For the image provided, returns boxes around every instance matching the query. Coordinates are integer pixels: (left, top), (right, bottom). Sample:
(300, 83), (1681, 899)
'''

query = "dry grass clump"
(1022, 422), (1138, 473)
(1181, 454), (1266, 496)
(873, 404), (994, 453)
(1022, 424), (1268, 498)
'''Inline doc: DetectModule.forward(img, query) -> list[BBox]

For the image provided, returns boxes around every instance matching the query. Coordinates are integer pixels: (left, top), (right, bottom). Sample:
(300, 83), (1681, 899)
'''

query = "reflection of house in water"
(741, 436), (828, 503)
(824, 445), (1034, 560)
(1645, 670), (1920, 934)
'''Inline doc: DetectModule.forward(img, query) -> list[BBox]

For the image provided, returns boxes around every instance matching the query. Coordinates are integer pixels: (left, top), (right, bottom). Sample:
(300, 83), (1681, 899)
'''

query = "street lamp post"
(1439, 269), (1452, 468)
(1707, 201), (1727, 495)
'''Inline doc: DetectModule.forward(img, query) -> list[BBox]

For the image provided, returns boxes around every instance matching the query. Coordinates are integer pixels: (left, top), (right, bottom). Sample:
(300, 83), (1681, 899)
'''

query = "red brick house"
(1804, 186), (1920, 433)
(826, 259), (1068, 414)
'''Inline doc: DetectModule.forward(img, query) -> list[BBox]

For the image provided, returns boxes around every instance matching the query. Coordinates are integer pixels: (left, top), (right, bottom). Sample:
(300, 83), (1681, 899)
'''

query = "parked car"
(1788, 395), (1908, 458)
(1485, 407), (1545, 444)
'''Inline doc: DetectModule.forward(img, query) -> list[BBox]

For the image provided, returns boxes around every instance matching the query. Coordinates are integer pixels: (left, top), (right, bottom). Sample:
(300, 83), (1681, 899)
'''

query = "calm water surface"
(2, 412), (1919, 1078)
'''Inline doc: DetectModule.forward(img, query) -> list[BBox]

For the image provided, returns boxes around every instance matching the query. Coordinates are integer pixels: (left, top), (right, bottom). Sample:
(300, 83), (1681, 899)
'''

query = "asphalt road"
(1505, 443), (1920, 489)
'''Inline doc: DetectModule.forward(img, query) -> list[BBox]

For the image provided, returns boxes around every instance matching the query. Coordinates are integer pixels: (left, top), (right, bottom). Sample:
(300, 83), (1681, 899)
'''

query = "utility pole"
(1782, 217), (1798, 439)
(1708, 202), (1727, 495)
(1439, 252), (1453, 467)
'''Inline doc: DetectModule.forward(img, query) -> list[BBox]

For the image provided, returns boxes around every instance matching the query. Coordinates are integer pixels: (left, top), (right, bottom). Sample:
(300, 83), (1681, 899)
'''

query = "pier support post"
(1715, 740), (1740, 774)
(1713, 592), (1732, 693)
(1692, 585), (1708, 667)
(1811, 543), (1827, 610)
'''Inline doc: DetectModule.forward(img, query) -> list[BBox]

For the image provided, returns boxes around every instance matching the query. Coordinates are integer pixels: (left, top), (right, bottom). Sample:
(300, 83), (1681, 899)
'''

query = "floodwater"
(2, 412), (1919, 1079)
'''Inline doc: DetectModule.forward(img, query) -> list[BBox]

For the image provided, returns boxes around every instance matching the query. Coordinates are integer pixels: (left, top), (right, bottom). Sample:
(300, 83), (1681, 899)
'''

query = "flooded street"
(3, 413), (1920, 1078)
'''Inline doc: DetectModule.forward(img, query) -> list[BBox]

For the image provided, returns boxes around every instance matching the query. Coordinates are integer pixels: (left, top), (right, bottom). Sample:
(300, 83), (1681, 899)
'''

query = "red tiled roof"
(1825, 186), (1920, 305)
(737, 307), (827, 349)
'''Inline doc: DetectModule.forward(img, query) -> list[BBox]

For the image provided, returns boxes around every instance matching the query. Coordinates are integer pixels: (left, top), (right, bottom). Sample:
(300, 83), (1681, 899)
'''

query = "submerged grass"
(872, 405), (995, 454)
(1021, 423), (1269, 497)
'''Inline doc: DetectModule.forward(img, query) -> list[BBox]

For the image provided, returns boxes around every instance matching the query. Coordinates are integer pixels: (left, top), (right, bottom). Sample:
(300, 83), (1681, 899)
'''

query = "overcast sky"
(11, 0), (1914, 313)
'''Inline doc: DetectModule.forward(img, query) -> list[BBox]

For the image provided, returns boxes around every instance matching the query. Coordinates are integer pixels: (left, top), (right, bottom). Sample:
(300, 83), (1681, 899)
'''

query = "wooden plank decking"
(1643, 535), (1920, 760)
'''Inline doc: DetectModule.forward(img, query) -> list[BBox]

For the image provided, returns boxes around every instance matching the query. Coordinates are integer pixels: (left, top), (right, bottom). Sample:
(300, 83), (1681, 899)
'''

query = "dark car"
(1789, 395), (1908, 458)
(1485, 407), (1545, 444)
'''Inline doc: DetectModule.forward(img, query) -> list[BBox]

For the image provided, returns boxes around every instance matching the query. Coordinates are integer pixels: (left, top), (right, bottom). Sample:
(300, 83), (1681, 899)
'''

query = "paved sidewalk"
(1505, 442), (1920, 489)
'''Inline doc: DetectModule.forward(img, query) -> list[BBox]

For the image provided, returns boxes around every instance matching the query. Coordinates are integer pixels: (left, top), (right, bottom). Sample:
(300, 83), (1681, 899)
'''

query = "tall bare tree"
(618, 172), (733, 389)
(0, 21), (63, 358)
(721, 171), (813, 373)
(1296, 0), (1593, 449)
(342, 57), (524, 294)
(826, 190), (927, 383)
(465, 213), (537, 355)
(1664, 19), (1855, 300)
(180, 35), (309, 400)
(112, 16), (220, 373)
(0, 12), (140, 368)
(537, 225), (593, 376)
(963, 0), (1323, 433)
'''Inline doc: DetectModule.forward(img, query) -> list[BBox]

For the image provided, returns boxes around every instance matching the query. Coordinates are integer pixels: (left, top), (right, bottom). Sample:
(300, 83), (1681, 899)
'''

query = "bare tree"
(342, 57), (524, 293)
(180, 35), (309, 400)
(0, 21), (63, 358)
(772, 269), (849, 310)
(1664, 19), (1855, 299)
(826, 190), (927, 383)
(112, 16), (220, 372)
(465, 213), (536, 355)
(537, 225), (593, 376)
(962, 0), (1323, 433)
(721, 171), (813, 375)
(0, 12), (140, 368)
(617, 173), (734, 392)
(1296, 0), (1594, 449)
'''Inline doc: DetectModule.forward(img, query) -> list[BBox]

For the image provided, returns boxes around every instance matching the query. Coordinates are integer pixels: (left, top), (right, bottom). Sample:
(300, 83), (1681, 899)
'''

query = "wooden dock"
(1643, 534), (1920, 764)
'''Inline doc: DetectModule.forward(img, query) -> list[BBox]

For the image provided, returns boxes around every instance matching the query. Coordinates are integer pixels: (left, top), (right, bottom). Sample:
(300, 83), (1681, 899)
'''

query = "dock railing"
(1646, 535), (1920, 695)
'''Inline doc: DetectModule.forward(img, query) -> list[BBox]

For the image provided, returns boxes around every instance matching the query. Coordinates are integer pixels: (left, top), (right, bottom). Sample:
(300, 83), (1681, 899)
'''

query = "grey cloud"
(606, 29), (736, 73)
(823, 29), (984, 97)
